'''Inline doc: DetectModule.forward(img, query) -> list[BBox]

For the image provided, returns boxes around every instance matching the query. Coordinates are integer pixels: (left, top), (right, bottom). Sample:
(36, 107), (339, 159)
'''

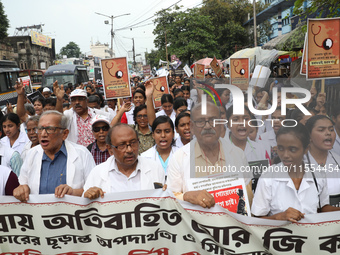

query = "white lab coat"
(64, 108), (110, 144)
(0, 131), (29, 155)
(19, 140), (95, 194)
(0, 143), (18, 172)
(167, 138), (249, 194)
(156, 109), (176, 124)
(101, 105), (116, 121)
(83, 155), (165, 194)
(141, 145), (178, 175)
(251, 163), (329, 216)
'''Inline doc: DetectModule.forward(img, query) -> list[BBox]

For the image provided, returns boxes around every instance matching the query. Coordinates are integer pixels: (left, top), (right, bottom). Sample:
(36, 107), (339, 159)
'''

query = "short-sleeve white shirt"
(251, 163), (329, 216)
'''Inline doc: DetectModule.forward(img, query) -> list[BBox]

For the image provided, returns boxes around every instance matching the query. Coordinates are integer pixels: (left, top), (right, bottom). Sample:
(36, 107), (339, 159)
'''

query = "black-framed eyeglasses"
(192, 119), (215, 128)
(136, 114), (148, 119)
(93, 125), (110, 132)
(111, 140), (139, 151)
(36, 126), (66, 134)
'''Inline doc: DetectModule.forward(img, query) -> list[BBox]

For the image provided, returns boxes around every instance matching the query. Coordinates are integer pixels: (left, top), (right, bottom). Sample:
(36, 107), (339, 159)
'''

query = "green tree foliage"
(145, 49), (163, 68)
(294, 0), (340, 18)
(59, 42), (81, 58)
(0, 1), (9, 41)
(153, 7), (219, 64)
(278, 25), (306, 51)
(200, 0), (252, 58)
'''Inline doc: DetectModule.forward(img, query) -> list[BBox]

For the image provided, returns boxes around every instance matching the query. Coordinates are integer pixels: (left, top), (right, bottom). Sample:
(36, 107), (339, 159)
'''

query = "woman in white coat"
(1, 113), (29, 155)
(305, 115), (340, 207)
(141, 116), (177, 176)
(252, 124), (340, 222)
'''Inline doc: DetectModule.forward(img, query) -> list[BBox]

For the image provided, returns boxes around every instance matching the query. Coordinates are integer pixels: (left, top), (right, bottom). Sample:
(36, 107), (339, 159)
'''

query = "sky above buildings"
(2, 0), (201, 61)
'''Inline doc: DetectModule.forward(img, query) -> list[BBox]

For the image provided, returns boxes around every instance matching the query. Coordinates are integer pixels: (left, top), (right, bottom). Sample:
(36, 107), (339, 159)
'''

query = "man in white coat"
(83, 124), (165, 199)
(167, 102), (251, 209)
(13, 110), (95, 202)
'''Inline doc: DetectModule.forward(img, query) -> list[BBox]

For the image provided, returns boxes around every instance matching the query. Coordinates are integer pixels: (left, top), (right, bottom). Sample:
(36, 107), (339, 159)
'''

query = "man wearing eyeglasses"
(83, 124), (165, 199)
(87, 115), (111, 165)
(13, 111), (96, 202)
(60, 88), (111, 147)
(167, 102), (251, 210)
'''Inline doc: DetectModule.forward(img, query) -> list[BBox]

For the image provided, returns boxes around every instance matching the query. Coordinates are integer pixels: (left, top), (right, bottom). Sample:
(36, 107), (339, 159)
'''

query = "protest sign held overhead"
(143, 65), (151, 76)
(151, 75), (170, 108)
(101, 57), (131, 99)
(307, 18), (340, 80)
(230, 58), (250, 90)
(183, 64), (193, 77)
(249, 65), (271, 88)
(19, 75), (33, 94)
(210, 57), (223, 78)
(300, 34), (307, 75)
(193, 63), (205, 79)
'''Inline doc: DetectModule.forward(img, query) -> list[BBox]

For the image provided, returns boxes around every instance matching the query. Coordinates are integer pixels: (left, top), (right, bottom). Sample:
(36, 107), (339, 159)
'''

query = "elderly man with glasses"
(83, 124), (165, 199)
(13, 110), (96, 202)
(167, 102), (251, 210)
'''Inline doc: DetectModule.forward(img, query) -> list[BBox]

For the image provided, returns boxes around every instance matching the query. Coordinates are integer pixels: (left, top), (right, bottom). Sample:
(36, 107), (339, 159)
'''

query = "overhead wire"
(115, 0), (182, 31)
(124, 0), (163, 27)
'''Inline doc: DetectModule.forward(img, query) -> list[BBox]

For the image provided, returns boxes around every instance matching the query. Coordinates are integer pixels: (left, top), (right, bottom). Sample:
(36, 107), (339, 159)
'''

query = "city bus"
(42, 64), (88, 90)
(19, 69), (45, 91)
(0, 60), (20, 107)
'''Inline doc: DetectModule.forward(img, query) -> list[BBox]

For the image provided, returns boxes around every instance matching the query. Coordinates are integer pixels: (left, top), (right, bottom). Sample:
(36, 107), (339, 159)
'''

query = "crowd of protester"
(1, 71), (340, 223)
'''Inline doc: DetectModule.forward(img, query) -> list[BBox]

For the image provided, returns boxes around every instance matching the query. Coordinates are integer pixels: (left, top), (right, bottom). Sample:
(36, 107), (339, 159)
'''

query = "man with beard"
(61, 88), (110, 147)
(83, 124), (165, 199)
(13, 111), (95, 202)
(167, 102), (251, 209)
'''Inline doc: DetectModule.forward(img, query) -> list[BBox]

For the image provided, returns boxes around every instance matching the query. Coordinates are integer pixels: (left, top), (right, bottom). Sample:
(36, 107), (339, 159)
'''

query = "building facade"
(90, 42), (114, 59)
(245, 0), (300, 43)
(4, 35), (55, 70)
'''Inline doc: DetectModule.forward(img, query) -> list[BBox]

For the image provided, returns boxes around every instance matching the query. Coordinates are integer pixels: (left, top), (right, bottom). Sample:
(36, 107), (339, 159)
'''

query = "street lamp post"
(95, 12), (131, 58)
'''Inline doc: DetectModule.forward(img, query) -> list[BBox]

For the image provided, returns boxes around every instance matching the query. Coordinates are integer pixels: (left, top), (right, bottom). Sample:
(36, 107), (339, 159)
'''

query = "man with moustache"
(83, 124), (165, 199)
(61, 89), (110, 147)
(167, 102), (251, 209)
(13, 111), (95, 202)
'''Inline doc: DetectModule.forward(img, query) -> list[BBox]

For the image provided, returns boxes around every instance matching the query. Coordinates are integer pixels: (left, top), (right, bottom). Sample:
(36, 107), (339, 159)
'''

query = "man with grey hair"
(54, 86), (111, 147)
(167, 102), (251, 210)
(13, 110), (95, 202)
(83, 124), (165, 199)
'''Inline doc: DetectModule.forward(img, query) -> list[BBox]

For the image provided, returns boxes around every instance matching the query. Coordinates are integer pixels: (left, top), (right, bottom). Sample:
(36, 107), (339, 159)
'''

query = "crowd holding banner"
(1, 190), (340, 254)
(1, 17), (340, 254)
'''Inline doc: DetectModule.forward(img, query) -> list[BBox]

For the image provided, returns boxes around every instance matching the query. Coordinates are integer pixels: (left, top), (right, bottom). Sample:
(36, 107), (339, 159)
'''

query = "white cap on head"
(43, 87), (51, 93)
(70, 89), (87, 98)
(91, 114), (110, 126)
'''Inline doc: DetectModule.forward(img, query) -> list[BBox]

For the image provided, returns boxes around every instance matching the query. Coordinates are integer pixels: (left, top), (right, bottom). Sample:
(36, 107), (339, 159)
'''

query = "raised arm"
(53, 81), (65, 113)
(14, 80), (28, 123)
(144, 80), (156, 126)
(110, 102), (132, 127)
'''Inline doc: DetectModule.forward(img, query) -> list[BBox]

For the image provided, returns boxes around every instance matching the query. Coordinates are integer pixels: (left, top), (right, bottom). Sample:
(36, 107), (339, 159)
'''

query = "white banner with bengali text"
(0, 189), (340, 254)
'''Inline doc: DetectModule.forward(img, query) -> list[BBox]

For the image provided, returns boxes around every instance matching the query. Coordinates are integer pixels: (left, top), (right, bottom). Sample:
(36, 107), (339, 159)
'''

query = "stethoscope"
(105, 61), (123, 78)
(153, 79), (165, 92)
(233, 61), (245, 75)
(306, 150), (340, 169)
(311, 24), (333, 50)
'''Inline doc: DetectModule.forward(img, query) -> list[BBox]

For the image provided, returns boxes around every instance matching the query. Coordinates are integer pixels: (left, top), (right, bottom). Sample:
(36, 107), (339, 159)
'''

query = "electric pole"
(253, 0), (257, 47)
(95, 12), (131, 57)
(132, 38), (136, 70)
